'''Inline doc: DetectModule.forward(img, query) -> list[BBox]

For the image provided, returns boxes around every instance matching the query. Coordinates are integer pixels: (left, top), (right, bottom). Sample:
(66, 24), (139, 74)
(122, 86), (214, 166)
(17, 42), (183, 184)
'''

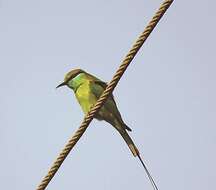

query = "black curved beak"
(56, 81), (67, 89)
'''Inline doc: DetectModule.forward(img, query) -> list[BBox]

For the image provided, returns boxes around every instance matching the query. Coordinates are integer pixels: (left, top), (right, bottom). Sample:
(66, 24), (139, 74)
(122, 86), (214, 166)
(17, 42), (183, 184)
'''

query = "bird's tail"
(118, 129), (139, 157)
(118, 128), (159, 190)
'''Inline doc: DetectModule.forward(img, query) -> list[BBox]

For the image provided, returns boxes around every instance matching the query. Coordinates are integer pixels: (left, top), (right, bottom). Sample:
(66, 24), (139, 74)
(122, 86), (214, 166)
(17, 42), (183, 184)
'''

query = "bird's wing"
(93, 81), (116, 103)
(90, 81), (132, 131)
(91, 80), (117, 107)
(85, 72), (115, 101)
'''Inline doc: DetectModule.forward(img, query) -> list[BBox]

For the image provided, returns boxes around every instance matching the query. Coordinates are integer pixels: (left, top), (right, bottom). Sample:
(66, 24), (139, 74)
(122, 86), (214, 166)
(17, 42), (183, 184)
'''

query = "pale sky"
(0, 0), (215, 190)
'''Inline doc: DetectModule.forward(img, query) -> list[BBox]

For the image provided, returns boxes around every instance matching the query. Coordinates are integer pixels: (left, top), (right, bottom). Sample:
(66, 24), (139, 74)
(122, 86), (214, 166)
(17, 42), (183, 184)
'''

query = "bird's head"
(56, 68), (85, 89)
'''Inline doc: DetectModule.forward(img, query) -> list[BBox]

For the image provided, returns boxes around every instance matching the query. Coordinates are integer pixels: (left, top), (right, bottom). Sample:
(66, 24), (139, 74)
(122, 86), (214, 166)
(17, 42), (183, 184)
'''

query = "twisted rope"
(36, 0), (173, 189)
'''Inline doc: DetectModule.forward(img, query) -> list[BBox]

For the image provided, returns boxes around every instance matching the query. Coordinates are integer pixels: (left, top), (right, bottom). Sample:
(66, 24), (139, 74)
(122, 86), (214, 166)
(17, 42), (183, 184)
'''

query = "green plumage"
(68, 72), (130, 130)
(59, 69), (139, 156)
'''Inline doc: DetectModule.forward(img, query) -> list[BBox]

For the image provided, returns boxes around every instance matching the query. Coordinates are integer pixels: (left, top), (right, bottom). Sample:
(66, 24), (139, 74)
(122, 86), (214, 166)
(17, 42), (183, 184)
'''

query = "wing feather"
(90, 81), (132, 131)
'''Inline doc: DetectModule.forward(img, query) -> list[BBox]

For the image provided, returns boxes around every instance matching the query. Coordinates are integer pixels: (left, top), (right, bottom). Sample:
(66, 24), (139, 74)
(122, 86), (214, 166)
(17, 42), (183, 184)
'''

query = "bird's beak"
(56, 81), (67, 89)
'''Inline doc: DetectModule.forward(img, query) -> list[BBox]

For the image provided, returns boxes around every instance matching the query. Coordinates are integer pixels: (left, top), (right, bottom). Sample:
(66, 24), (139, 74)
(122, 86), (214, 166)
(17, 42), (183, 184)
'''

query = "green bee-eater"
(57, 69), (158, 190)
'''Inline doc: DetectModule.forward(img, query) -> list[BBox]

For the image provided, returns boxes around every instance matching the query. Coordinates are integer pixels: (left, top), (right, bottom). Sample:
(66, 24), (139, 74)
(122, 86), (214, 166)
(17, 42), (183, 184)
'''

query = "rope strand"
(36, 1), (173, 189)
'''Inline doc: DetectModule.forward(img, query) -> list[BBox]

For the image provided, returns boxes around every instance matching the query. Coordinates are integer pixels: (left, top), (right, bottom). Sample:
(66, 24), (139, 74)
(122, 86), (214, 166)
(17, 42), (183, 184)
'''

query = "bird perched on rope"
(56, 68), (158, 190)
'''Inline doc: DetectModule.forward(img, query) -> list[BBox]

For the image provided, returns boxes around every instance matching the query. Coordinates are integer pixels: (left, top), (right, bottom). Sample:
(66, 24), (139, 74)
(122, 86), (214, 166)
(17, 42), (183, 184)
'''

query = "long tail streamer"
(137, 154), (159, 190)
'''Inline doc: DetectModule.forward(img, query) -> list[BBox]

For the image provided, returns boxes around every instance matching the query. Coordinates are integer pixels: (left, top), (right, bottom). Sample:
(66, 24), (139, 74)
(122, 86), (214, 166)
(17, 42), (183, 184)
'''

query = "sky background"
(0, 0), (215, 189)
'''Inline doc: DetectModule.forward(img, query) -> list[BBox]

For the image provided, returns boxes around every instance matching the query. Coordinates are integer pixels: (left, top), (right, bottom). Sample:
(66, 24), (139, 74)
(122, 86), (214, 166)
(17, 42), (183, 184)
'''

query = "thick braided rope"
(36, 0), (173, 189)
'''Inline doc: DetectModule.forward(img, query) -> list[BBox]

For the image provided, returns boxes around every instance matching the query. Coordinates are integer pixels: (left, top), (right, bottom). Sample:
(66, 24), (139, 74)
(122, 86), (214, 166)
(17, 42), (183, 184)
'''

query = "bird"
(56, 69), (158, 190)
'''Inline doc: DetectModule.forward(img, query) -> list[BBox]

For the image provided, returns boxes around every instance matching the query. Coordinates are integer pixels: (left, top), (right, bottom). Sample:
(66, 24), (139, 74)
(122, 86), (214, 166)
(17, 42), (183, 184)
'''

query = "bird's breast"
(75, 83), (97, 114)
